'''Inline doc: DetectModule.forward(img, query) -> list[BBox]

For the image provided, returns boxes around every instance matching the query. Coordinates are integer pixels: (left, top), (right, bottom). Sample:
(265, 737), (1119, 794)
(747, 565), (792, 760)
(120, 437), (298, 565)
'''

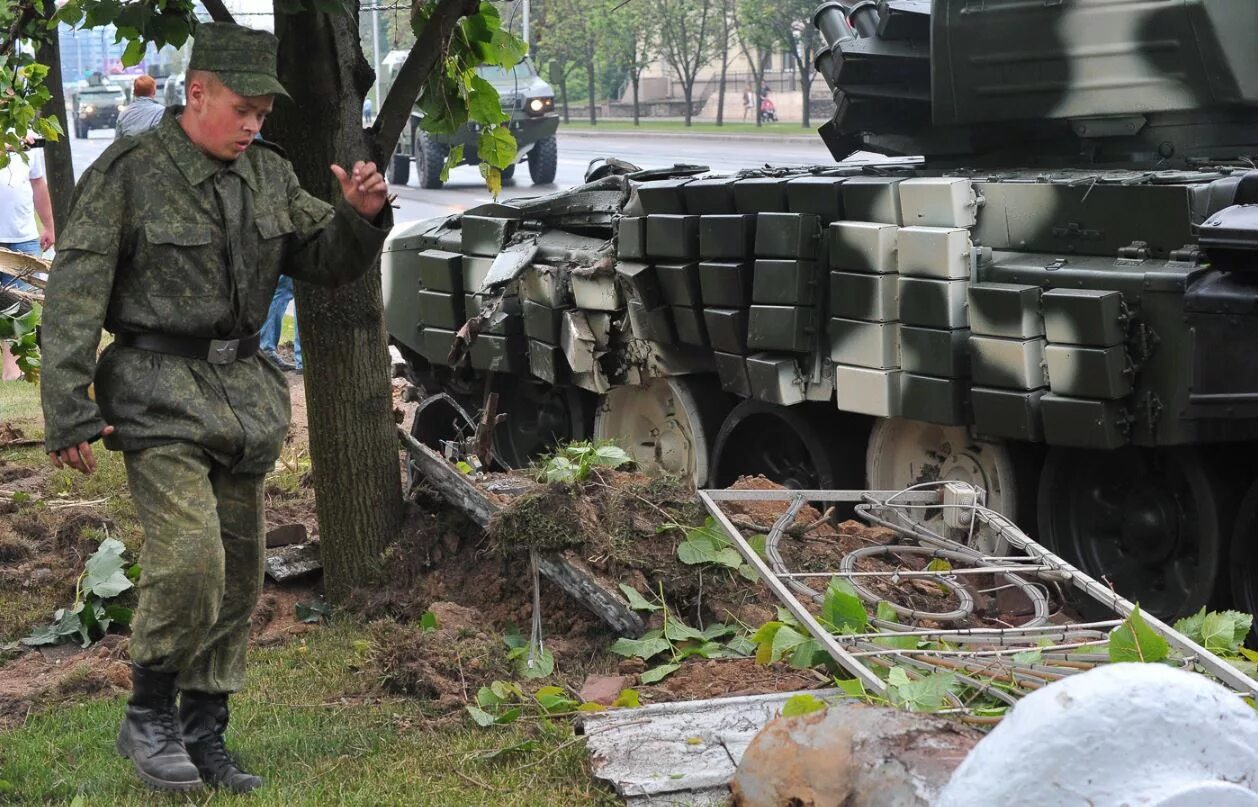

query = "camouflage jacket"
(40, 109), (390, 474)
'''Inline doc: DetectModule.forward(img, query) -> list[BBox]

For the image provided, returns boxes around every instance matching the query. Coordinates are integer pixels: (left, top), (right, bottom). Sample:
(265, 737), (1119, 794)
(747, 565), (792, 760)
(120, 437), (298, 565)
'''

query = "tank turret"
(812, 0), (1258, 168)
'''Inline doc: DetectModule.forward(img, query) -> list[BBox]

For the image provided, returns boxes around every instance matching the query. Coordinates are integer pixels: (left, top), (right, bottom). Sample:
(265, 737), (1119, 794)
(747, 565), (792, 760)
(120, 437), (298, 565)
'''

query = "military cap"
(188, 22), (290, 100)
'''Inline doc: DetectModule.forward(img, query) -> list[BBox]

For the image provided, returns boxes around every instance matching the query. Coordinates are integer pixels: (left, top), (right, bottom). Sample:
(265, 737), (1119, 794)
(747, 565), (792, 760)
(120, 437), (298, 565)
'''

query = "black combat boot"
(179, 690), (263, 793)
(115, 663), (203, 791)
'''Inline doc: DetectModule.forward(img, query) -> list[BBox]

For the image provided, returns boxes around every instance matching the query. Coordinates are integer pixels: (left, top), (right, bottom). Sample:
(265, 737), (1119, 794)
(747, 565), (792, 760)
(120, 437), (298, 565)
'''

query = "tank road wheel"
(528, 136), (558, 185)
(712, 402), (867, 492)
(417, 131), (447, 190)
(387, 152), (411, 186)
(1037, 447), (1227, 621)
(592, 377), (726, 487)
(491, 377), (592, 469)
(1230, 477), (1258, 643)
(865, 418), (1022, 527)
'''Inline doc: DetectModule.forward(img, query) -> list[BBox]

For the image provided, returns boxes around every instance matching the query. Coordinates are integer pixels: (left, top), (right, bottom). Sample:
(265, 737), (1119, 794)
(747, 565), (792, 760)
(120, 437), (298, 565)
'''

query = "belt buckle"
(207, 338), (240, 365)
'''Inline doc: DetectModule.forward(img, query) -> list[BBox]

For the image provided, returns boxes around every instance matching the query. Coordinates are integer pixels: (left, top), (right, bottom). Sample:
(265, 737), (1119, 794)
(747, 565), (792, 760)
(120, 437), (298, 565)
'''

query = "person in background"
(743, 82), (754, 121)
(115, 75), (166, 140)
(362, 96), (374, 127)
(259, 276), (301, 373)
(1, 136), (54, 380)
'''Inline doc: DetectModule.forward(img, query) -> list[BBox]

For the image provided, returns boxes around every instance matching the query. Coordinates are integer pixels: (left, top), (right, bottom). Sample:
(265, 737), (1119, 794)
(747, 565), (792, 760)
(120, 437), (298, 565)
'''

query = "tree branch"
(201, 0), (236, 23)
(371, 0), (480, 160)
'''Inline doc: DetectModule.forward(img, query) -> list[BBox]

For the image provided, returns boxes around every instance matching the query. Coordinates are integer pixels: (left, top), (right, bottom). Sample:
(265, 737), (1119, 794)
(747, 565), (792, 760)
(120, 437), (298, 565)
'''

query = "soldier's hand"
(332, 161), (388, 220)
(49, 425), (114, 475)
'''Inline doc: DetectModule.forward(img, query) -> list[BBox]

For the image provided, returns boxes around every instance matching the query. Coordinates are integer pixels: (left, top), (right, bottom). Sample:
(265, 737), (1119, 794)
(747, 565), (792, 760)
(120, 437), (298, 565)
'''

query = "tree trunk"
(800, 69), (811, 128)
(270, 2), (403, 605)
(559, 73), (570, 123)
(35, 7), (74, 229)
(682, 81), (693, 126)
(631, 73), (640, 125)
(715, 3), (729, 126)
(586, 55), (597, 125)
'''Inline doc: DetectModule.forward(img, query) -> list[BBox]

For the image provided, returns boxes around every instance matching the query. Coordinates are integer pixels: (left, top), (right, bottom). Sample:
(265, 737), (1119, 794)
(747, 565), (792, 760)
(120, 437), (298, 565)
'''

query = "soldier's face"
(185, 76), (273, 161)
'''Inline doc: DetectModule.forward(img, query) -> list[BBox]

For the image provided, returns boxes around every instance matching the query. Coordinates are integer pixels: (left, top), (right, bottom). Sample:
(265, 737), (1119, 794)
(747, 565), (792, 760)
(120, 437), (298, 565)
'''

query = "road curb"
(557, 127), (820, 146)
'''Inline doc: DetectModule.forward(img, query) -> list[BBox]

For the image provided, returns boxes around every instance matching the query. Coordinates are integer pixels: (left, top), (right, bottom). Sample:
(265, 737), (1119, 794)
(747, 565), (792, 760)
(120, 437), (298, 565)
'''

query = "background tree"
(530, 0), (581, 123)
(6, 0), (523, 604)
(655, 0), (717, 127)
(712, 0), (732, 125)
(737, 0), (820, 128)
(599, 0), (655, 125)
(733, 0), (772, 128)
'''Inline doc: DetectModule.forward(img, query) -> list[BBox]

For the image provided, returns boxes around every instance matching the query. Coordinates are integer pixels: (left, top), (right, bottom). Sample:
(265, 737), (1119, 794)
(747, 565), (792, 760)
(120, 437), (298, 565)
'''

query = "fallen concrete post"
(397, 425), (645, 638)
(729, 703), (982, 807)
(937, 662), (1258, 807)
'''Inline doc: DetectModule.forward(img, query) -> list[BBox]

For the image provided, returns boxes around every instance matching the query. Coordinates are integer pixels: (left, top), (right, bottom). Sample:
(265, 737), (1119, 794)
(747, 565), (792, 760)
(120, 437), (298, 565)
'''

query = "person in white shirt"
(1, 137), (55, 380)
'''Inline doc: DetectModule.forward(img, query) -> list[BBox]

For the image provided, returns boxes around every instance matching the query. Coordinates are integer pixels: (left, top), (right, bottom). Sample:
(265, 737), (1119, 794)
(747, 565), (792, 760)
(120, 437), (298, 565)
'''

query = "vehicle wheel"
(406, 393), (478, 491)
(416, 131), (447, 190)
(1037, 446), (1228, 621)
(388, 152), (411, 186)
(712, 401), (867, 492)
(528, 135), (558, 185)
(491, 376), (592, 469)
(592, 376), (728, 487)
(74, 120), (86, 139)
(501, 163), (517, 184)
(1231, 477), (1258, 644)
(866, 419), (1022, 528)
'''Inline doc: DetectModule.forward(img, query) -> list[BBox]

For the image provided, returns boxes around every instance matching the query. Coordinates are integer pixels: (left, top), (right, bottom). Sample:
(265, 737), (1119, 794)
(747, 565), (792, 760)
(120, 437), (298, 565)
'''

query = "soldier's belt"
(114, 331), (262, 365)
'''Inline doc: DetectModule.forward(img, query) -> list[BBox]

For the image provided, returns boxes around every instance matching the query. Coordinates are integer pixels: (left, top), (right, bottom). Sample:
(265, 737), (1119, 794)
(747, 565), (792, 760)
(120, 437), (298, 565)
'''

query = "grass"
(0, 378), (42, 432)
(0, 621), (618, 806)
(280, 313), (295, 348)
(560, 118), (816, 136)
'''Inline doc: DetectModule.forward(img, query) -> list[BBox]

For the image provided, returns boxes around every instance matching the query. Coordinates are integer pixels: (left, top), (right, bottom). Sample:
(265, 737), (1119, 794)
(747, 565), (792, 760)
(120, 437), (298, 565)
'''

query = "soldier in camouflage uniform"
(39, 22), (390, 793)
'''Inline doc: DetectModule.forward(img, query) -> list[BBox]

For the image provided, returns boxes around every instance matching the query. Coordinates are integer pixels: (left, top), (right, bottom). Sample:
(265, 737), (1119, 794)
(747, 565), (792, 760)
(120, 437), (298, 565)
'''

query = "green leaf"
(467, 76), (510, 125)
(455, 461), (474, 475)
(836, 677), (868, 700)
(820, 578), (868, 631)
(295, 601), (329, 623)
(477, 125), (517, 171)
(888, 666), (912, 688)
(872, 632), (918, 650)
(490, 680), (522, 701)
(1011, 649), (1043, 666)
(925, 558), (952, 573)
(83, 538), (132, 598)
(788, 639), (824, 669)
(1108, 606), (1170, 663)
(677, 641), (725, 660)
(1174, 607), (1207, 642)
(618, 584), (661, 612)
(664, 619), (707, 644)
(609, 634), (670, 660)
(535, 686), (578, 713)
(640, 663), (681, 684)
(891, 671), (958, 712)
(121, 39), (146, 68)
(578, 701), (606, 712)
(592, 444), (632, 469)
(440, 144), (464, 183)
(701, 623), (737, 640)
(781, 693), (827, 718)
(770, 625), (809, 664)
(466, 703), (502, 725)
(492, 707), (521, 724)
(419, 610), (440, 632)
(102, 604), (133, 628)
(476, 738), (538, 760)
(738, 564), (760, 582)
(746, 534), (768, 558)
(613, 689), (641, 708)
(514, 646), (554, 679)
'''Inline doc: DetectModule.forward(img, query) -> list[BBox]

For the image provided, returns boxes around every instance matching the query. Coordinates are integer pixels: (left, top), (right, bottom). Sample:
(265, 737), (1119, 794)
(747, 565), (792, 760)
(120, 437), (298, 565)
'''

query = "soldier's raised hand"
(331, 161), (388, 220)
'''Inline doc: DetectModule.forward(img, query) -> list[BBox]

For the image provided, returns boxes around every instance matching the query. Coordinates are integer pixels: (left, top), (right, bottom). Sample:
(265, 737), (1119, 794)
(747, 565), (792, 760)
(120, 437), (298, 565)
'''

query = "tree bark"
(201, 0), (236, 23)
(34, 5), (73, 230)
(585, 48), (597, 125)
(270, 2), (403, 605)
(559, 73), (570, 122)
(631, 73), (640, 125)
(715, 1), (729, 126)
(682, 82), (693, 126)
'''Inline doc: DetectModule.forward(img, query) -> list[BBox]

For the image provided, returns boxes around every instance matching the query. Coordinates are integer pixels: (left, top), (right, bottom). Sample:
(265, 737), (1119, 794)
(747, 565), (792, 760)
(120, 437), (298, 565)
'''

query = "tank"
(381, 0), (1258, 630)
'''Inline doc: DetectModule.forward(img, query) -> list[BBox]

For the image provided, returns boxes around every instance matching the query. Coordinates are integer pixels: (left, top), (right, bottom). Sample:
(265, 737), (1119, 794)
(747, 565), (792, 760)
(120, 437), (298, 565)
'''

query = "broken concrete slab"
(264, 542), (321, 582)
(397, 426), (644, 637)
(579, 689), (843, 805)
(937, 663), (1258, 807)
(730, 702), (982, 807)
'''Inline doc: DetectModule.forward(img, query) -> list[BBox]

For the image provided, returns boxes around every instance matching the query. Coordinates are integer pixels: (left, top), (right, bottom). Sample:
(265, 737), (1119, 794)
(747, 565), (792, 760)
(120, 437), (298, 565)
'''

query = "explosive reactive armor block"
(1044, 344), (1133, 399)
(900, 326), (969, 378)
(897, 226), (972, 279)
(714, 352), (752, 397)
(840, 177), (905, 225)
(704, 308), (749, 354)
(755, 213), (822, 259)
(1042, 288), (1127, 346)
(461, 215), (518, 256)
(672, 306), (709, 347)
(900, 373), (970, 426)
(968, 283), (1044, 339)
(786, 175), (846, 222)
(700, 215), (757, 259)
(899, 178), (980, 228)
(898, 277), (970, 329)
(829, 318), (900, 369)
(972, 387), (1046, 442)
(646, 215), (701, 260)
(523, 300), (565, 344)
(417, 290), (465, 330)
(656, 262), (703, 307)
(753, 260), (819, 306)
(417, 249), (463, 293)
(635, 178), (691, 214)
(682, 177), (738, 214)
(746, 353), (806, 406)
(747, 306), (816, 353)
(829, 222), (898, 273)
(700, 261), (754, 308)
(835, 365), (901, 418)
(616, 216), (647, 260)
(733, 177), (791, 213)
(1040, 394), (1130, 449)
(970, 335), (1047, 391)
(830, 271), (899, 321)
(615, 261), (661, 308)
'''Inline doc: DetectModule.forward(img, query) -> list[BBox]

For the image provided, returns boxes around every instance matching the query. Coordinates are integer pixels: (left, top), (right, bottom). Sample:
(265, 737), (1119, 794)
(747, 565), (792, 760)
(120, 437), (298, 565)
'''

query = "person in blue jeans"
(259, 275), (302, 373)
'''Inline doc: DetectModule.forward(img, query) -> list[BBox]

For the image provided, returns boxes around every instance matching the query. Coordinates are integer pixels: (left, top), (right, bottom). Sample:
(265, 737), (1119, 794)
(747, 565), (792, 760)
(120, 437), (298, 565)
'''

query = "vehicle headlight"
(524, 97), (554, 117)
(81, 104), (95, 115)
(117, 104), (125, 112)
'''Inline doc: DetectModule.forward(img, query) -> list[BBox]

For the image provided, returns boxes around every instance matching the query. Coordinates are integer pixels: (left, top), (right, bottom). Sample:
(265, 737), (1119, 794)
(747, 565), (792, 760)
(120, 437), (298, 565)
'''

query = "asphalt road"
(66, 128), (838, 227)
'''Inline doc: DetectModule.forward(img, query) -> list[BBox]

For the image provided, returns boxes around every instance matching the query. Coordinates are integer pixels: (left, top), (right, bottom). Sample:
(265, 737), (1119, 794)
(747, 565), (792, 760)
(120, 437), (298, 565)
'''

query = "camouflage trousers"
(123, 442), (265, 693)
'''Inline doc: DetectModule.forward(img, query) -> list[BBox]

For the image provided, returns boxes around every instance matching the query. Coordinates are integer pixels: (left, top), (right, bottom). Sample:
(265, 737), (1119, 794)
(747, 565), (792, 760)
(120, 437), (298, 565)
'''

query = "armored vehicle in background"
(69, 74), (126, 138)
(381, 0), (1258, 631)
(383, 54), (559, 189)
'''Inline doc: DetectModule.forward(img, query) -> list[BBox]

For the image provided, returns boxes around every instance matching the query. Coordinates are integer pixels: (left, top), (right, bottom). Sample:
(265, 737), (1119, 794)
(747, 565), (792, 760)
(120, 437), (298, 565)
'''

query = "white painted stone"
(937, 663), (1258, 807)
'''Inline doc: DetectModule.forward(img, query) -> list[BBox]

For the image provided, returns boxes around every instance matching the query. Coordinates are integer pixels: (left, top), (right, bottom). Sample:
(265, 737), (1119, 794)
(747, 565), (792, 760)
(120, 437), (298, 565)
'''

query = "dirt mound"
(0, 639), (131, 730)
(646, 658), (825, 702)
